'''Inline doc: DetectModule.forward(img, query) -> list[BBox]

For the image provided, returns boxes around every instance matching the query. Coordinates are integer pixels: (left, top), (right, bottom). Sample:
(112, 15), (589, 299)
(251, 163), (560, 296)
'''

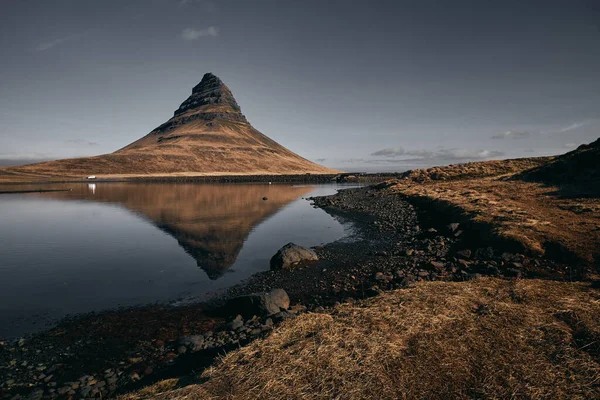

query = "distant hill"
(517, 138), (600, 185)
(5, 73), (336, 179)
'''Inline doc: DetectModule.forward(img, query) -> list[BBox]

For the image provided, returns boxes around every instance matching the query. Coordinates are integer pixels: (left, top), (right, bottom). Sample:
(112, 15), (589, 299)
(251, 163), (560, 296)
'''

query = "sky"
(0, 0), (599, 171)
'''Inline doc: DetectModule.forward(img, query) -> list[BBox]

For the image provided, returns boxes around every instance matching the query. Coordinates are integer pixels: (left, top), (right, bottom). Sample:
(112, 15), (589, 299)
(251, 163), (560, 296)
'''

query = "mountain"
(6, 73), (336, 179)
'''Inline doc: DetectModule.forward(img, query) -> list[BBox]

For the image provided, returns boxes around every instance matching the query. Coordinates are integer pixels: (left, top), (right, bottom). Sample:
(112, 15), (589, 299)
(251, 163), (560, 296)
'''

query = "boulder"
(178, 335), (205, 351)
(270, 242), (318, 270)
(224, 288), (290, 318)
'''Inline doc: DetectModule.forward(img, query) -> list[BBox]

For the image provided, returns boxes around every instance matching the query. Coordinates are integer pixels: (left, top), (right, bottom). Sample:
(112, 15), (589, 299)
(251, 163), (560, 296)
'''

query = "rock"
(177, 345), (187, 355)
(504, 268), (522, 278)
(475, 247), (494, 259)
(426, 261), (445, 271)
(288, 304), (307, 314)
(364, 286), (382, 297)
(250, 328), (262, 336)
(179, 335), (205, 351)
(80, 386), (92, 398)
(447, 223), (460, 233)
(26, 389), (44, 400)
(272, 311), (291, 322)
(456, 249), (472, 259)
(57, 386), (69, 395)
(374, 272), (387, 281)
(501, 252), (518, 262)
(270, 243), (318, 270)
(224, 288), (290, 318)
(227, 315), (244, 330)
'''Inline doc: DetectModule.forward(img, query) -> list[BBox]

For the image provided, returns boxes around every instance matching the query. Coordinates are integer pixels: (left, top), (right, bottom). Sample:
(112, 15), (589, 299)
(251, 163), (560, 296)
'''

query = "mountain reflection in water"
(42, 183), (314, 279)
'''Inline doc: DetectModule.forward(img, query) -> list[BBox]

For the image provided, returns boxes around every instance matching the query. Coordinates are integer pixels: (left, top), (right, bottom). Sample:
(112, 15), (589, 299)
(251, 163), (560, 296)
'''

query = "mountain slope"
(7, 73), (336, 178)
(517, 138), (600, 185)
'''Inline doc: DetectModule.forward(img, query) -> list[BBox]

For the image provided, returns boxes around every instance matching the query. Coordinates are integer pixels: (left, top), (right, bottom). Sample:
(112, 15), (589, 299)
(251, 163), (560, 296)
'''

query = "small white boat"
(87, 175), (96, 180)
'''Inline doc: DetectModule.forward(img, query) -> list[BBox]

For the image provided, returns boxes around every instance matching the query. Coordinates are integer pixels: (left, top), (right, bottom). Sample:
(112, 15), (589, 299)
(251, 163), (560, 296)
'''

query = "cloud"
(564, 142), (578, 148)
(368, 146), (504, 165)
(371, 147), (405, 157)
(181, 27), (219, 40)
(315, 158), (327, 162)
(491, 131), (531, 140)
(66, 139), (99, 146)
(36, 37), (71, 51)
(559, 121), (590, 133)
(371, 147), (434, 158)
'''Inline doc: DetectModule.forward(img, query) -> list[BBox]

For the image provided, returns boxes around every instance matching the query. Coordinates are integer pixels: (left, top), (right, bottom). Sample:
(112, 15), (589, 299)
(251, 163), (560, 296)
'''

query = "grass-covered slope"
(121, 278), (600, 400)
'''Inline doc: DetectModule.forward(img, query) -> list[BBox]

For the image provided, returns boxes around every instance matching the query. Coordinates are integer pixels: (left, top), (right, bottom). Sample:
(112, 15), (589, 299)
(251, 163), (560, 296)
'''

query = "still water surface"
(0, 183), (356, 338)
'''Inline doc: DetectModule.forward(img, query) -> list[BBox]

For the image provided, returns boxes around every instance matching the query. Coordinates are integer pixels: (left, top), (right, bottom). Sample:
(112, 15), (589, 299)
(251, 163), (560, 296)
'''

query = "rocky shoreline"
(0, 184), (578, 400)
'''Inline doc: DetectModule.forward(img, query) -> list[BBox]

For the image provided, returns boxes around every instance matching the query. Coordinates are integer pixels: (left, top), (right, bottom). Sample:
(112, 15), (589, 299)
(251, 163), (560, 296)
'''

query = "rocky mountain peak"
(174, 72), (242, 117)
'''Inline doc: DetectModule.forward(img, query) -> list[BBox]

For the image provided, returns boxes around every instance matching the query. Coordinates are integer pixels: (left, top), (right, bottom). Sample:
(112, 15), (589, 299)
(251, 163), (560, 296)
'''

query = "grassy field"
(120, 278), (600, 400)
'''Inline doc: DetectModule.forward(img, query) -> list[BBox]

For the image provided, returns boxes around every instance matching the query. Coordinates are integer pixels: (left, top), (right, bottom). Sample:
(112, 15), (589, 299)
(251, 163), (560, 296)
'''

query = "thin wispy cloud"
(370, 147), (434, 158)
(66, 139), (99, 146)
(371, 147), (405, 157)
(181, 27), (219, 40)
(35, 30), (90, 52)
(36, 36), (71, 52)
(491, 130), (531, 140)
(559, 121), (590, 133)
(369, 146), (503, 164)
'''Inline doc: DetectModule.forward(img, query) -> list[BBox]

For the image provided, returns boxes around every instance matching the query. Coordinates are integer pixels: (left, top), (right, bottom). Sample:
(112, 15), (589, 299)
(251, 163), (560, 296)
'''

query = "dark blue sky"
(1, 0), (598, 170)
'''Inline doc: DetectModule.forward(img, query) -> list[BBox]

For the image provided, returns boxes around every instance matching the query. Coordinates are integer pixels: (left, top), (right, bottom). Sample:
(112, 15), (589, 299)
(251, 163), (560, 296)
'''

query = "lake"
(0, 182), (357, 339)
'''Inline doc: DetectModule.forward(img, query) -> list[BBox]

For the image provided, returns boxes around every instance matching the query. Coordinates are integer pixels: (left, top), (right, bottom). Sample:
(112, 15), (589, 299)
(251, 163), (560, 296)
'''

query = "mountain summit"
(9, 73), (336, 177)
(173, 72), (244, 118)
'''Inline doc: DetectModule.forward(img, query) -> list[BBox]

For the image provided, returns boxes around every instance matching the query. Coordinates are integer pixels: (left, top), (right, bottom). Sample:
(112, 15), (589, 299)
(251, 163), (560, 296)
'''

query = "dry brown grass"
(390, 179), (600, 267)
(397, 157), (553, 182)
(120, 278), (600, 400)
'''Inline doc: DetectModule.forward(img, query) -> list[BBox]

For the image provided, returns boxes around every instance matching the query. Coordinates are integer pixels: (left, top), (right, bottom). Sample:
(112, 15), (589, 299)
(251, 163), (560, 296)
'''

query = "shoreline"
(2, 180), (590, 399)
(0, 173), (405, 186)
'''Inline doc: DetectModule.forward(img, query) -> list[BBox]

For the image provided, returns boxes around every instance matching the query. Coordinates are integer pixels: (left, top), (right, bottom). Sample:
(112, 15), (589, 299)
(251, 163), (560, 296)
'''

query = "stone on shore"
(270, 242), (318, 270)
(224, 289), (290, 318)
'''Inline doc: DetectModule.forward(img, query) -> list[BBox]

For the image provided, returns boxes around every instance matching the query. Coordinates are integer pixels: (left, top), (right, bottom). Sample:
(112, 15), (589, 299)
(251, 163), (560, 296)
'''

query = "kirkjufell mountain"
(7, 73), (336, 178)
